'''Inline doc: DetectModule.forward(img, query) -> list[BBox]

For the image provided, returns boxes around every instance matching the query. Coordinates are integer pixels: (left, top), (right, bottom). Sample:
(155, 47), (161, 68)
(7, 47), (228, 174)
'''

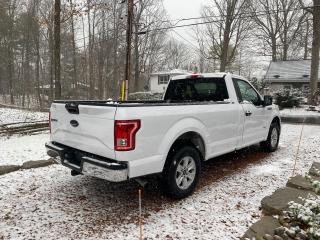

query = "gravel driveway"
(1, 124), (319, 240)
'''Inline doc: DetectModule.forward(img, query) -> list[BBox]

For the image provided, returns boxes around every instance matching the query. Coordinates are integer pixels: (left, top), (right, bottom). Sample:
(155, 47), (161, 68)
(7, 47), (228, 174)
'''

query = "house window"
(158, 75), (170, 85)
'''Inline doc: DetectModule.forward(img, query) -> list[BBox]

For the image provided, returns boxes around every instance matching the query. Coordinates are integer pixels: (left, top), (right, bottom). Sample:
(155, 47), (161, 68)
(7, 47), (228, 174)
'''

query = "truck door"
(232, 79), (268, 147)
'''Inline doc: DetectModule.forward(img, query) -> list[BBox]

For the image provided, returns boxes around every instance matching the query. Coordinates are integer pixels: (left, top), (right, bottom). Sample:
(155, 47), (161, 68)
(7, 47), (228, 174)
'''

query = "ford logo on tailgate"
(70, 120), (79, 127)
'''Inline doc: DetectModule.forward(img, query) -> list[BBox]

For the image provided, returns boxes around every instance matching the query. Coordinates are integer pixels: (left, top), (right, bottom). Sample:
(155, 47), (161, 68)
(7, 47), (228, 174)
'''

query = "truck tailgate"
(50, 103), (116, 160)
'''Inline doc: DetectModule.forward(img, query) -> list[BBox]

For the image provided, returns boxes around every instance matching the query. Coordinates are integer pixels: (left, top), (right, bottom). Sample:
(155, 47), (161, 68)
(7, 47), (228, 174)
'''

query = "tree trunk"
(70, 0), (78, 99)
(35, 26), (42, 109)
(220, 32), (230, 72)
(309, 0), (320, 105)
(282, 33), (288, 61)
(54, 0), (61, 100)
(49, 26), (54, 103)
(220, 7), (232, 72)
(7, 39), (15, 105)
(87, 0), (95, 99)
(34, 0), (42, 109)
(271, 36), (277, 62)
(304, 19), (310, 60)
(81, 14), (88, 99)
(134, 22), (140, 92)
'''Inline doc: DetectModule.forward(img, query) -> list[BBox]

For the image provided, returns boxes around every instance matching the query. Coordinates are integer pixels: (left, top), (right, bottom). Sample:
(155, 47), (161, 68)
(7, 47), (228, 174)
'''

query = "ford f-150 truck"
(46, 73), (281, 199)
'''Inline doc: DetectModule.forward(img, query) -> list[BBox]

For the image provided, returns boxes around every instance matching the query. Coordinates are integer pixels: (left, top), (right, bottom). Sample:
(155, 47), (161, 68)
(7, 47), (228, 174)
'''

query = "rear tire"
(162, 145), (201, 199)
(260, 122), (280, 152)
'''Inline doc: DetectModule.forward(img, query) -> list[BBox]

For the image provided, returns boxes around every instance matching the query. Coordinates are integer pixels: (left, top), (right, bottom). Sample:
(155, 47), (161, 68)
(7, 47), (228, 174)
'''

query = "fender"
(158, 117), (210, 171)
(265, 105), (281, 139)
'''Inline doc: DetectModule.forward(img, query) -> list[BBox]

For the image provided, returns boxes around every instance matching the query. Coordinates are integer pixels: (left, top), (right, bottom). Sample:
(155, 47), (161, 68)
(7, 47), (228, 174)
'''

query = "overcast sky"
(163, 0), (211, 20)
(162, 0), (211, 46)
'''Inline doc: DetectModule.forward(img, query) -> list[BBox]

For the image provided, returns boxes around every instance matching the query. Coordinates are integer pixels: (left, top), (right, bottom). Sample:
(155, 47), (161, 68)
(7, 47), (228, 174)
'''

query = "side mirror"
(263, 95), (273, 107)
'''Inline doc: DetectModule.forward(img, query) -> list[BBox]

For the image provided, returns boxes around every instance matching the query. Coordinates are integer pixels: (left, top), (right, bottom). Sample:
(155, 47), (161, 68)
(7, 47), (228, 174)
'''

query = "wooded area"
(0, 0), (319, 108)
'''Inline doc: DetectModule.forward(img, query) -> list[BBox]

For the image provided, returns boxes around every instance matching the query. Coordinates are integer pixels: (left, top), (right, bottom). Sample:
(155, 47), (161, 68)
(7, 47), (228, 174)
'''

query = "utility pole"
(54, 0), (61, 100)
(123, 0), (134, 101)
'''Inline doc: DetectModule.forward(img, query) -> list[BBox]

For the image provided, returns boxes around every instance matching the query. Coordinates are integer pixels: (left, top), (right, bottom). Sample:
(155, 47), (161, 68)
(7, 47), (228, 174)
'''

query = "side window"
(234, 79), (261, 106)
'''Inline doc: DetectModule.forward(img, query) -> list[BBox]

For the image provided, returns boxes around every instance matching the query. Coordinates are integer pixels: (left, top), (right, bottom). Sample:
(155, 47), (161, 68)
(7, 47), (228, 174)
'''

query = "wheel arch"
(158, 118), (209, 172)
(167, 131), (206, 161)
(271, 116), (281, 132)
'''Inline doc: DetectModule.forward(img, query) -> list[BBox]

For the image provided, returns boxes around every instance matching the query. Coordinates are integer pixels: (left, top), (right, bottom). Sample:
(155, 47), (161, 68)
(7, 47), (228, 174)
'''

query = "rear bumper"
(45, 142), (128, 182)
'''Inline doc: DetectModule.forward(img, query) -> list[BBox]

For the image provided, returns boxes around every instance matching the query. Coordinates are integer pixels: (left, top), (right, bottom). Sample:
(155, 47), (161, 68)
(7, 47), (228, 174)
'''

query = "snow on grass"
(0, 133), (50, 166)
(0, 107), (48, 125)
(0, 124), (320, 239)
(280, 107), (320, 117)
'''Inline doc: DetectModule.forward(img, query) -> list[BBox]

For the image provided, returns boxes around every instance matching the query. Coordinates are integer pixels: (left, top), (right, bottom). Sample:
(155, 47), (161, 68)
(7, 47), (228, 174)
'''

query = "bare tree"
(278, 0), (307, 60)
(163, 38), (191, 70)
(248, 0), (282, 61)
(202, 0), (251, 71)
(0, 0), (171, 106)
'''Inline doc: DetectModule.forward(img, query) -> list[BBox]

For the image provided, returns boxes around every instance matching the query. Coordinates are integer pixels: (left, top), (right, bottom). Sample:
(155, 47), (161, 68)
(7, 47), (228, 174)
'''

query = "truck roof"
(171, 72), (247, 81)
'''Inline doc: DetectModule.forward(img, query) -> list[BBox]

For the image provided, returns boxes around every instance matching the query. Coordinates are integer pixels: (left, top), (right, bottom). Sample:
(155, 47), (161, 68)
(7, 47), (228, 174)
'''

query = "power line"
(159, 5), (316, 24)
(143, 6), (212, 62)
(138, 5), (315, 34)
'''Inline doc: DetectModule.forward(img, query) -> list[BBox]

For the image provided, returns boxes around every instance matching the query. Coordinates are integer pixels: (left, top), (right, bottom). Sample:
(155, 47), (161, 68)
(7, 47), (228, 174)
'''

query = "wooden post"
(139, 189), (142, 240)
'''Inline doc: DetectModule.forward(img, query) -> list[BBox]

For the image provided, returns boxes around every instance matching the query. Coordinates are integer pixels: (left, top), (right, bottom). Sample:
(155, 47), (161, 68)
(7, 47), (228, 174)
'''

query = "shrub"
(128, 92), (163, 101)
(274, 89), (302, 109)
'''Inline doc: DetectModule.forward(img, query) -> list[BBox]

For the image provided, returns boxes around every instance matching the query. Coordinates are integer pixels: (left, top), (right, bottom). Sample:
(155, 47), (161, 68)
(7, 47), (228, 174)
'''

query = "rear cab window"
(164, 77), (229, 102)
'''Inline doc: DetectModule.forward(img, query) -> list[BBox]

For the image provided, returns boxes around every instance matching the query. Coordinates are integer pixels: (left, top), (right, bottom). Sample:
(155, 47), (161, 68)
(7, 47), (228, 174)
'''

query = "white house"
(149, 69), (191, 93)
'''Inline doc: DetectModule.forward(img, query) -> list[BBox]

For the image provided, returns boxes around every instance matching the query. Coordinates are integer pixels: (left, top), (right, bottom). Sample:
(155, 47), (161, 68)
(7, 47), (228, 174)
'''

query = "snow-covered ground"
(0, 133), (50, 166)
(0, 124), (319, 239)
(0, 107), (50, 166)
(0, 107), (48, 125)
(280, 107), (320, 117)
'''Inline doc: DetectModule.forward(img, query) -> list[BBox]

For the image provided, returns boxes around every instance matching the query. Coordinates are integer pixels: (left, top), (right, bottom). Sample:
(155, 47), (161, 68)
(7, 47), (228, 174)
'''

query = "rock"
(309, 162), (320, 177)
(21, 159), (55, 170)
(263, 234), (274, 240)
(242, 216), (281, 239)
(261, 187), (316, 215)
(0, 165), (20, 175)
(286, 175), (314, 191)
(273, 236), (284, 240)
(285, 229), (296, 239)
(296, 231), (308, 240)
(274, 227), (286, 236)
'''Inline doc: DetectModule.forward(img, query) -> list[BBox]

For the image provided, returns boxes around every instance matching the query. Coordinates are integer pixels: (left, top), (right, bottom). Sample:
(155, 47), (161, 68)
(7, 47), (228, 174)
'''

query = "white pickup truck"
(46, 73), (281, 199)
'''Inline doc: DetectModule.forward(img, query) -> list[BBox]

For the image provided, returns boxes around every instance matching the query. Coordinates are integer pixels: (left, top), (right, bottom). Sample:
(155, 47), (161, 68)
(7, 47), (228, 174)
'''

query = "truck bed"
(53, 99), (231, 107)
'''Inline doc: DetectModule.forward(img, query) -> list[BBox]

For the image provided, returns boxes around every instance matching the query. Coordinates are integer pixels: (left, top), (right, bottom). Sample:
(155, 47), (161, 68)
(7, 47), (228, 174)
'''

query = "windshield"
(164, 78), (229, 102)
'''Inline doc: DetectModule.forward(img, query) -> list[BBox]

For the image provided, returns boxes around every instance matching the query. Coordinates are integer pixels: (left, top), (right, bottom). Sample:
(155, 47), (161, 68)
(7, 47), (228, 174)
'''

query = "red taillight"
(114, 120), (141, 151)
(49, 112), (51, 134)
(188, 74), (203, 79)
(191, 74), (199, 79)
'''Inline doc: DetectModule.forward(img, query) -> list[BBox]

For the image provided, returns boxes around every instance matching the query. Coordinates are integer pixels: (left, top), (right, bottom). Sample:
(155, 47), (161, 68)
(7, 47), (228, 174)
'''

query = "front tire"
(261, 122), (280, 152)
(162, 145), (201, 199)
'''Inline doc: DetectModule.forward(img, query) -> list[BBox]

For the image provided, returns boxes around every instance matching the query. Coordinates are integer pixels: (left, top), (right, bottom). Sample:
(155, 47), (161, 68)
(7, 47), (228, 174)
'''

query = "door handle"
(245, 111), (252, 116)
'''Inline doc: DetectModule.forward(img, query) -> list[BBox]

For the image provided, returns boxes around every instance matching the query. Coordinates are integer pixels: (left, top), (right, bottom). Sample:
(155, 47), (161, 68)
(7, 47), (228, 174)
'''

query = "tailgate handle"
(65, 103), (79, 114)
